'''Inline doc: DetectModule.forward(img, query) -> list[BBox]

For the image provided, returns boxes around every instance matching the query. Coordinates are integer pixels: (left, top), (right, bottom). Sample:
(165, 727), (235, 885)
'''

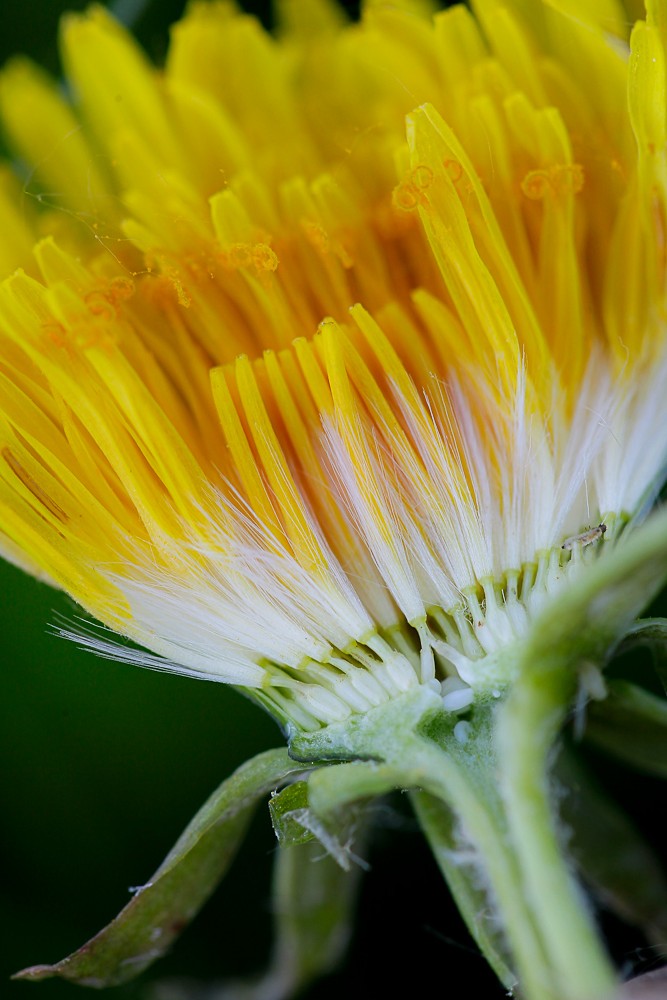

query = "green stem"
(409, 788), (517, 990)
(395, 722), (559, 1000)
(496, 672), (617, 1000)
(297, 690), (589, 1000)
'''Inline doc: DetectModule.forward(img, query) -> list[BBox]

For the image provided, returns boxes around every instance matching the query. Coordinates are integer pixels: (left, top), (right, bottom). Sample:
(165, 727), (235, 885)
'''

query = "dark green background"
(0, 3), (665, 998)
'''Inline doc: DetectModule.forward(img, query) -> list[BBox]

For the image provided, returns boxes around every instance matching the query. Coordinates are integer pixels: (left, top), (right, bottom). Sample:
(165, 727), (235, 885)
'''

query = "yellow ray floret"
(0, 0), (664, 724)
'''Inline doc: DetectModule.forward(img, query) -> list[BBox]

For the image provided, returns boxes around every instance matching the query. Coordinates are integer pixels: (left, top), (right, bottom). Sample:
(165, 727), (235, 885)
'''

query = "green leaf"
(556, 745), (667, 947)
(585, 680), (667, 777)
(14, 748), (309, 988)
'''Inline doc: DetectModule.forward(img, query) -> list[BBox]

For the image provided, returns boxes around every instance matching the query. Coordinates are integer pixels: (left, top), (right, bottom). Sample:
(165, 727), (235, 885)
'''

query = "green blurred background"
(0, 2), (665, 998)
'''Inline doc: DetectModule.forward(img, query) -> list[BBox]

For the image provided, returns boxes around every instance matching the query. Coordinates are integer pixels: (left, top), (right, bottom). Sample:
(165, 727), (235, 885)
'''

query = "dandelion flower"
(2, 2), (667, 999)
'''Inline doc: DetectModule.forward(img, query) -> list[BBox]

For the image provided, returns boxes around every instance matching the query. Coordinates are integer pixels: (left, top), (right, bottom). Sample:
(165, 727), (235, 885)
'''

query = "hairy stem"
(496, 673), (617, 1000)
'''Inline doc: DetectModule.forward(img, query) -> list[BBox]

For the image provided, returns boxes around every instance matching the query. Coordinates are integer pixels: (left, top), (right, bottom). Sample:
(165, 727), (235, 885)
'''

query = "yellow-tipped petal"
(0, 166), (38, 277)
(0, 58), (112, 216)
(61, 5), (181, 169)
(629, 21), (667, 159)
(276, 0), (347, 38)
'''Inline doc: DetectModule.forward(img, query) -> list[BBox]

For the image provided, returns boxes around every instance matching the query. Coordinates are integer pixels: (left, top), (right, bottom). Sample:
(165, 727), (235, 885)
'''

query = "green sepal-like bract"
(14, 749), (310, 987)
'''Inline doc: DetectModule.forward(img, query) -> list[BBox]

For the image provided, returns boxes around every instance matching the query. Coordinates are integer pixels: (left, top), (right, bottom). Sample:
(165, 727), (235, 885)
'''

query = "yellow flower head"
(0, 0), (665, 730)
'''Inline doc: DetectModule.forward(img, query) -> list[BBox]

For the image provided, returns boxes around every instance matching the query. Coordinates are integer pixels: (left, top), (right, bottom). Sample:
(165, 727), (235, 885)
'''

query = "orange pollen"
(392, 181), (421, 212)
(410, 164), (434, 190)
(42, 320), (68, 348)
(252, 243), (279, 272)
(164, 271), (191, 308)
(521, 163), (585, 200)
(227, 242), (254, 269)
(521, 169), (552, 200)
(108, 276), (135, 302)
(302, 221), (331, 253)
(84, 289), (117, 322)
(72, 323), (118, 352)
(442, 158), (463, 182)
(555, 163), (585, 195)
